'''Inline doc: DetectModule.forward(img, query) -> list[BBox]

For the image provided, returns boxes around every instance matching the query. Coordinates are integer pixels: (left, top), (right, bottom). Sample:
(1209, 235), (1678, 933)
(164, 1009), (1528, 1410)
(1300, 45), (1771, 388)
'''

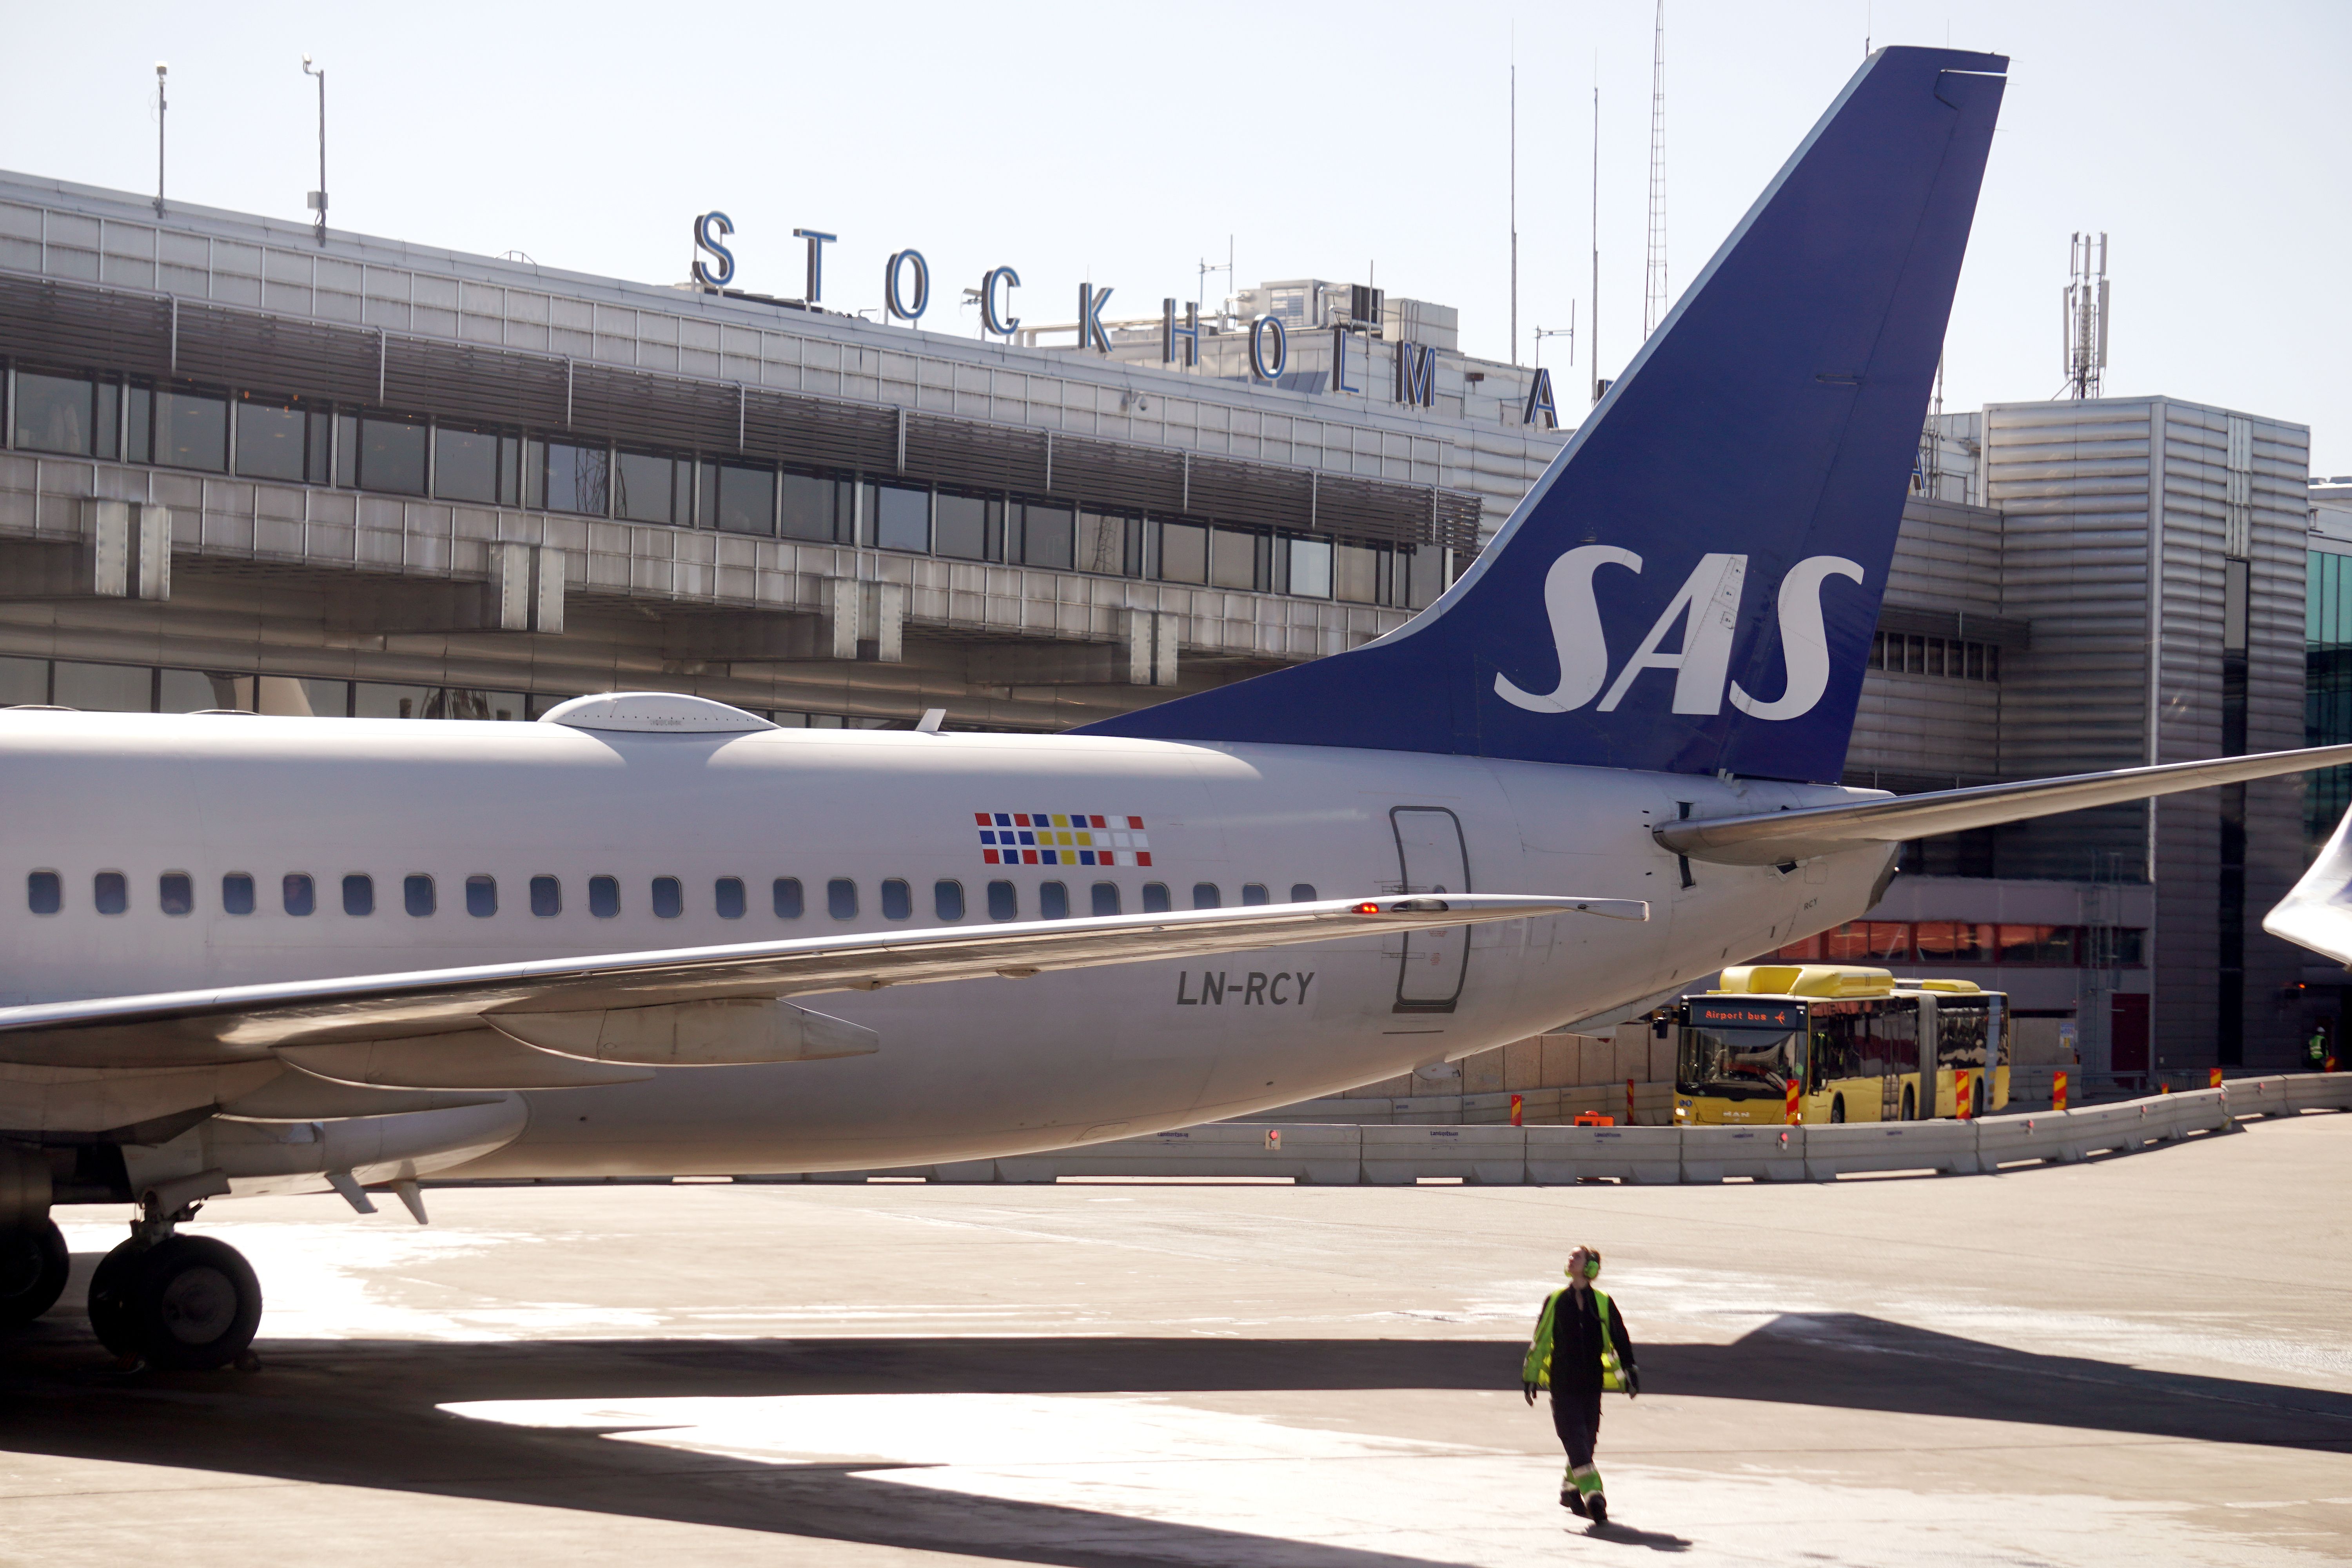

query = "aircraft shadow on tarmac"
(6, 1299), (2349, 1567)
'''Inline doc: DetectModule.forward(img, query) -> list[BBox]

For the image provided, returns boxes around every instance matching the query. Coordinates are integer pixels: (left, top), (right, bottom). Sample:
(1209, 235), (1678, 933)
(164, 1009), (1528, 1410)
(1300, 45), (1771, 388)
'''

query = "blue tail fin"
(1079, 47), (2007, 784)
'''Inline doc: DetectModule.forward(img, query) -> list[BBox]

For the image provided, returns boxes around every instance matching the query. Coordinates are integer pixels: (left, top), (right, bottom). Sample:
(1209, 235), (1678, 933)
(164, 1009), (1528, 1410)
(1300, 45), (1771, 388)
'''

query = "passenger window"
(159, 873), (193, 916)
(466, 875), (497, 917)
(652, 877), (683, 918)
(773, 877), (804, 918)
(935, 880), (965, 920)
(1142, 882), (1171, 913)
(1243, 884), (1270, 906)
(221, 873), (254, 915)
(715, 877), (746, 919)
(27, 871), (60, 915)
(1091, 882), (1121, 916)
(1040, 881), (1069, 920)
(530, 875), (561, 916)
(1192, 883), (1221, 910)
(404, 875), (436, 916)
(94, 871), (127, 915)
(589, 875), (619, 918)
(987, 880), (1017, 920)
(828, 878), (857, 919)
(1290, 883), (1317, 902)
(283, 873), (315, 916)
(881, 879), (912, 920)
(343, 874), (374, 916)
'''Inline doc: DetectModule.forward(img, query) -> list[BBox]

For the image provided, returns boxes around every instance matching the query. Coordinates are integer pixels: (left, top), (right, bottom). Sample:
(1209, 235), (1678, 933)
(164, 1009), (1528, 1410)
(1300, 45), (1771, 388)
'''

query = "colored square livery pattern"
(975, 812), (1152, 867)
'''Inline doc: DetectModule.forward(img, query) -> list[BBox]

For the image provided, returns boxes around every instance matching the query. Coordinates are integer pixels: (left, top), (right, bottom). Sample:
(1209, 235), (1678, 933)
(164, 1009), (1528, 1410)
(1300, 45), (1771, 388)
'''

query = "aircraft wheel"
(1829, 1095), (1846, 1123)
(91, 1234), (261, 1369)
(1901, 1085), (1916, 1122)
(0, 1220), (69, 1330)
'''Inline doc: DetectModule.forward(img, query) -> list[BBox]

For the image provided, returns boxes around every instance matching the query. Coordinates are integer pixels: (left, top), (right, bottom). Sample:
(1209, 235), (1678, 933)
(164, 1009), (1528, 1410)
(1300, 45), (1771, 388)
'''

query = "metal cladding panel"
(1081, 47), (2009, 782)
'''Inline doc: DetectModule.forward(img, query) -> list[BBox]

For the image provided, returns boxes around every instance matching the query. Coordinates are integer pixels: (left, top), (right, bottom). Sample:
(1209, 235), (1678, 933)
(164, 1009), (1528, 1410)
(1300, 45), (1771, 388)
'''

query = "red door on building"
(2111, 993), (2151, 1076)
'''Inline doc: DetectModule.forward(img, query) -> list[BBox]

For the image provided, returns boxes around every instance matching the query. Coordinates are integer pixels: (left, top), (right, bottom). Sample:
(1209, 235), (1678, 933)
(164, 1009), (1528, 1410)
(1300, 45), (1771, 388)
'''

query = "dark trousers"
(1549, 1385), (1602, 1470)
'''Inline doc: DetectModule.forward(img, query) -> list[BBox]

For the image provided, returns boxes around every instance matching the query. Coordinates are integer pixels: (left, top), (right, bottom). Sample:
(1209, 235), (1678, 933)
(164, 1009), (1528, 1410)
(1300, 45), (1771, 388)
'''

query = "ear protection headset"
(1566, 1248), (1603, 1281)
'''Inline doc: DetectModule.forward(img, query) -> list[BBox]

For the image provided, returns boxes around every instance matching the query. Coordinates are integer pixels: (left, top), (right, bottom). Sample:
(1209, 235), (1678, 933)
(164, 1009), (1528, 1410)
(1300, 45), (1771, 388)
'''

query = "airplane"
(5, 45), (2347, 1373)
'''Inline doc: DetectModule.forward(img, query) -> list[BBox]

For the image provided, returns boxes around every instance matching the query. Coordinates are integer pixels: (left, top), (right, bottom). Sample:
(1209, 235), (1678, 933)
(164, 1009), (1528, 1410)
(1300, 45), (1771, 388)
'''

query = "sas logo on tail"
(1494, 548), (1863, 721)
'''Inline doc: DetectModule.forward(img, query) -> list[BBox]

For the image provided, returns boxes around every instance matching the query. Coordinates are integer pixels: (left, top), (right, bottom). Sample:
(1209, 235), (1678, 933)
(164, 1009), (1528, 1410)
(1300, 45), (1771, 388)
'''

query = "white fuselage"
(1, 712), (1893, 1175)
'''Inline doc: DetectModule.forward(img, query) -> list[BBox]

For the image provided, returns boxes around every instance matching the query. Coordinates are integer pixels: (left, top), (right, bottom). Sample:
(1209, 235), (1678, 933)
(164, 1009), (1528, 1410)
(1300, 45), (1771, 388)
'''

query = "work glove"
(1522, 1382), (1538, 1406)
(1626, 1369), (1641, 1399)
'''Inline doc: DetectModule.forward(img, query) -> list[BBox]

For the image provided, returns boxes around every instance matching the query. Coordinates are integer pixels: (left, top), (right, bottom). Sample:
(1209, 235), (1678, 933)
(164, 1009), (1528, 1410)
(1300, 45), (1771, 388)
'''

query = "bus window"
(1676, 998), (1804, 1100)
(1934, 999), (1990, 1072)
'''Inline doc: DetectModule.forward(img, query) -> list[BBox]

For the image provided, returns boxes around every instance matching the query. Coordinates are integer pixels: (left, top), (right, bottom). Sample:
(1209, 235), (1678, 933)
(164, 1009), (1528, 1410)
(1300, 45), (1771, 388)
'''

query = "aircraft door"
(1391, 806), (1471, 1012)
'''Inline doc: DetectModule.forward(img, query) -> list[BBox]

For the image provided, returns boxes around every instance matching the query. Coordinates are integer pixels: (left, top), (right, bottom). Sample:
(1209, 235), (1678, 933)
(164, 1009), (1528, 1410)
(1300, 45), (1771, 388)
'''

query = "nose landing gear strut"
(88, 1194), (263, 1372)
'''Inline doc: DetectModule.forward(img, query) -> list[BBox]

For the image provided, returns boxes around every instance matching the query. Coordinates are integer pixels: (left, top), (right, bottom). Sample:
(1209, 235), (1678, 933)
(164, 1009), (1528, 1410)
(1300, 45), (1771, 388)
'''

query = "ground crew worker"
(2308, 1025), (2330, 1071)
(1522, 1244), (1638, 1525)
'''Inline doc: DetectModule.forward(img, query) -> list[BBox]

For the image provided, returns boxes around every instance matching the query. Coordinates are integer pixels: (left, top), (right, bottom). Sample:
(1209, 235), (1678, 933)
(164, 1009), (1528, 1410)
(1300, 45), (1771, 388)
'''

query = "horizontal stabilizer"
(2265, 795), (2352, 966)
(1658, 745), (2352, 866)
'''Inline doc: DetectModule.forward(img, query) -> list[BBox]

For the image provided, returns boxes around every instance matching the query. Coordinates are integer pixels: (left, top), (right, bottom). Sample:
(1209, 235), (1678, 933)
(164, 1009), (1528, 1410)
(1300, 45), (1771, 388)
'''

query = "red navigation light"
(1352, 901), (1382, 914)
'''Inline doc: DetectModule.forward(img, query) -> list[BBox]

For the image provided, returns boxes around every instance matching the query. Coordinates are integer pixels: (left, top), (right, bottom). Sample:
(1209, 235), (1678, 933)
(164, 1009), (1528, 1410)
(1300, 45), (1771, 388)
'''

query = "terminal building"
(0, 169), (2328, 1076)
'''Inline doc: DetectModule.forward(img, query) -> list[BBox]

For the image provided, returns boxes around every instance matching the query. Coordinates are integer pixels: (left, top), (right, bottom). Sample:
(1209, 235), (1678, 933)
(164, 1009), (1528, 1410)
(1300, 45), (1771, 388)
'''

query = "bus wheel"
(1830, 1095), (1846, 1123)
(1901, 1085), (1916, 1121)
(1973, 1080), (1987, 1118)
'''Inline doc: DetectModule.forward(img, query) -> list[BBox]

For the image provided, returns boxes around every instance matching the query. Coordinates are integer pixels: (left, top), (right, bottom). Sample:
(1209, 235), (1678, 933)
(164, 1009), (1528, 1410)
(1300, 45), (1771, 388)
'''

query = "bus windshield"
(1677, 999), (1807, 1099)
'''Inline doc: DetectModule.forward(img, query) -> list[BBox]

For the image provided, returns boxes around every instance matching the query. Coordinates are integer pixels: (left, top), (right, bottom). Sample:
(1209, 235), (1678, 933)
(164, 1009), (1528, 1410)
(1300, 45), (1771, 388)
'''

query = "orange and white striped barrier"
(1510, 1093), (1524, 1128)
(1784, 1078), (1800, 1125)
(1956, 1068), (1973, 1120)
(2210, 1067), (2225, 1089)
(2052, 1069), (2068, 1112)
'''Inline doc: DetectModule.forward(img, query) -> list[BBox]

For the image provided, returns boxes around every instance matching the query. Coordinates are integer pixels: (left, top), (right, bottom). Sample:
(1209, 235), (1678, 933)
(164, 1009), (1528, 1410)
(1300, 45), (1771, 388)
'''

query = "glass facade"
(4, 356), (1458, 612)
(2309, 550), (2352, 853)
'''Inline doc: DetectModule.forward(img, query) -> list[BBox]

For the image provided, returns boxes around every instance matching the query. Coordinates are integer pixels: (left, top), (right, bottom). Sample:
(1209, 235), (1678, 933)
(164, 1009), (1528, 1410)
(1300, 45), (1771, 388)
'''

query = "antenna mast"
(1509, 40), (1519, 366)
(1590, 77), (1601, 404)
(1643, 2), (1668, 339)
(2062, 231), (2110, 399)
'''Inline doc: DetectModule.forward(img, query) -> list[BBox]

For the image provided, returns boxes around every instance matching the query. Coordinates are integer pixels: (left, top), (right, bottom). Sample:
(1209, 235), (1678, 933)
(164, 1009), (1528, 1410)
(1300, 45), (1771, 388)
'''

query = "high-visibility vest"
(1521, 1285), (1628, 1392)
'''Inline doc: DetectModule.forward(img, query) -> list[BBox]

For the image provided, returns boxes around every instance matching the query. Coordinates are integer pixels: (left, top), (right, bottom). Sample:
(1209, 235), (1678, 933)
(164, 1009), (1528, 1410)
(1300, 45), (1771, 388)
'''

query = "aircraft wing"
(1655, 745), (2352, 867)
(0, 893), (1641, 1071)
(2265, 806), (2352, 967)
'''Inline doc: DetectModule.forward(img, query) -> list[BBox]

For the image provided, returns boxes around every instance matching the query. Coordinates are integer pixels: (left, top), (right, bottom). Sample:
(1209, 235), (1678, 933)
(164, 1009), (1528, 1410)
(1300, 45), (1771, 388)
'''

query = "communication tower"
(2062, 231), (2109, 399)
(1643, 2), (1668, 339)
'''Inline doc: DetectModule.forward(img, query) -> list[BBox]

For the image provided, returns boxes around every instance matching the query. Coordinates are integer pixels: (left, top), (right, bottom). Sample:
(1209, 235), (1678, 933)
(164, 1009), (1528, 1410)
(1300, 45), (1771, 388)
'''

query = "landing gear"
(88, 1202), (262, 1371)
(0, 1219), (69, 1329)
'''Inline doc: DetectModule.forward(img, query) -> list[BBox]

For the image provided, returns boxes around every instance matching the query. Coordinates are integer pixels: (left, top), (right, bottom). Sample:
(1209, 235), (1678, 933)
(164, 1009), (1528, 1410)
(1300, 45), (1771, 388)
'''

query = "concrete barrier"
(1802, 1119), (1980, 1177)
(995, 1123), (1364, 1185)
(1525, 1125), (1682, 1184)
(1361, 1125), (1526, 1185)
(1975, 1111), (2069, 1168)
(1677, 1124), (1805, 1183)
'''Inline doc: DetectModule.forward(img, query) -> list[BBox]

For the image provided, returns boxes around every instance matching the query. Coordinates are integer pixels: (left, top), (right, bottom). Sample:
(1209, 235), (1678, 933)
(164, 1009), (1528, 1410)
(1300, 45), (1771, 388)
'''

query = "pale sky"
(4, 1), (2348, 472)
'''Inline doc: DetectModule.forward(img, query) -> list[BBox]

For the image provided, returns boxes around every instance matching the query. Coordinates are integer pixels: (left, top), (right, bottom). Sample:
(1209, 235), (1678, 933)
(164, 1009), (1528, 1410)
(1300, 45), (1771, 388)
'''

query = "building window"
(139, 387), (229, 473)
(434, 425), (515, 505)
(1076, 511), (1141, 577)
(235, 397), (328, 485)
(356, 415), (426, 495)
(1287, 538), (1333, 599)
(615, 450), (682, 524)
(870, 484), (930, 552)
(828, 877), (858, 918)
(780, 473), (845, 542)
(26, 871), (60, 915)
(934, 493), (1000, 561)
(773, 877), (804, 918)
(530, 875), (561, 916)
(12, 369), (111, 456)
(466, 875), (497, 917)
(1209, 526), (1261, 591)
(715, 877), (746, 919)
(404, 874), (436, 916)
(1158, 521), (1209, 584)
(1335, 542), (1381, 604)
(1017, 504), (1074, 569)
(535, 438), (610, 515)
(1870, 632), (1999, 682)
(652, 876), (684, 918)
(708, 464), (778, 536)
(589, 875), (620, 918)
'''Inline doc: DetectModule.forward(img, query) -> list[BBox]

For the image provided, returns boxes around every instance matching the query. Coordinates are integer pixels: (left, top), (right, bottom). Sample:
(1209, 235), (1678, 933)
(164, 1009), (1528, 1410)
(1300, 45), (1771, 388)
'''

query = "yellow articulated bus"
(1670, 964), (2011, 1126)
